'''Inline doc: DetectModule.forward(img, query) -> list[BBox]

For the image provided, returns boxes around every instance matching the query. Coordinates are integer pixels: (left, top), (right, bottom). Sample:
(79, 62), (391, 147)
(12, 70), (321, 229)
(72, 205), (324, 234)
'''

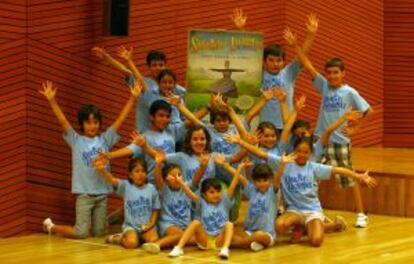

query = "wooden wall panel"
(0, 1), (27, 237)
(285, 0), (384, 147)
(384, 0), (414, 147)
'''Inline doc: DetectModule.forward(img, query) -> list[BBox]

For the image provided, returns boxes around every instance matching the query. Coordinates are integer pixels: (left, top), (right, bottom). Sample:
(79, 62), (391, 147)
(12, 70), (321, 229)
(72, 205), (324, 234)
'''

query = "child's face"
(295, 142), (312, 166)
(263, 54), (285, 74)
(204, 187), (222, 204)
(190, 129), (207, 155)
(213, 115), (230, 133)
(83, 114), (100, 137)
(130, 163), (147, 186)
(325, 66), (345, 88)
(149, 60), (166, 79)
(151, 109), (171, 131)
(254, 178), (271, 193)
(159, 75), (175, 96)
(260, 128), (277, 148)
(293, 127), (311, 138)
(166, 167), (182, 189)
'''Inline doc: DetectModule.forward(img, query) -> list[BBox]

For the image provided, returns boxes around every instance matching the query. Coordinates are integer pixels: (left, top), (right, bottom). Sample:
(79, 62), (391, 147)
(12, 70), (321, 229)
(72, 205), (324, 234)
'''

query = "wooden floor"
(1, 210), (414, 264)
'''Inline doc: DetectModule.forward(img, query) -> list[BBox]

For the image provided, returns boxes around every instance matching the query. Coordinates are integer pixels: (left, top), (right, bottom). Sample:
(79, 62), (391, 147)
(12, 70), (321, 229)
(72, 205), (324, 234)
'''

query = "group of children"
(40, 9), (377, 260)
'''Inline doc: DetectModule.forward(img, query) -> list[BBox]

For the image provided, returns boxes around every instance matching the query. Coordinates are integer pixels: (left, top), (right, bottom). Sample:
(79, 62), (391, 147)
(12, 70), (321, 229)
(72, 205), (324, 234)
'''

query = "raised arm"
(130, 130), (158, 158)
(301, 13), (319, 54)
(245, 88), (274, 125)
(91, 46), (131, 75)
(226, 163), (243, 199)
(321, 108), (362, 145)
(93, 158), (118, 187)
(228, 105), (249, 140)
(176, 173), (199, 203)
(280, 95), (306, 144)
(230, 8), (247, 31)
(167, 95), (203, 126)
(274, 88), (289, 125)
(283, 28), (318, 79)
(117, 46), (147, 92)
(192, 152), (210, 187)
(111, 82), (142, 132)
(273, 153), (297, 190)
(154, 151), (166, 189)
(214, 154), (249, 188)
(224, 133), (269, 161)
(331, 167), (377, 188)
(342, 107), (374, 139)
(39, 81), (71, 133)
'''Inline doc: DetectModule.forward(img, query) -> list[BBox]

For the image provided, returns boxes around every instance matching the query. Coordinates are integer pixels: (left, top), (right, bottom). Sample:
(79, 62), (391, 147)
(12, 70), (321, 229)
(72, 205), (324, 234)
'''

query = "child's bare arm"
(227, 163), (243, 199)
(224, 133), (269, 160)
(154, 151), (166, 190)
(274, 153), (296, 190)
(192, 153), (210, 187)
(283, 29), (318, 79)
(111, 82), (142, 132)
(280, 95), (306, 144)
(117, 46), (147, 93)
(39, 81), (71, 133)
(245, 88), (274, 125)
(93, 158), (118, 187)
(130, 130), (158, 158)
(301, 13), (319, 54)
(331, 167), (377, 188)
(274, 88), (289, 125)
(168, 95), (203, 126)
(176, 175), (199, 203)
(321, 108), (362, 145)
(142, 210), (160, 232)
(91, 46), (131, 75)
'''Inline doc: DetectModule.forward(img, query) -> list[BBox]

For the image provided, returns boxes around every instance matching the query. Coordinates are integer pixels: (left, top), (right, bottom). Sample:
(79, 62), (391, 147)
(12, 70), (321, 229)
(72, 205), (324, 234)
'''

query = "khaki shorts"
(287, 210), (325, 225)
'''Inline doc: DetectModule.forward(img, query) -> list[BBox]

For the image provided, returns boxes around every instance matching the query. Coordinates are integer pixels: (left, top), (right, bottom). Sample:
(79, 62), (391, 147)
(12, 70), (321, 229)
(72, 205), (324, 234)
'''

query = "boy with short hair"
(286, 33), (374, 227)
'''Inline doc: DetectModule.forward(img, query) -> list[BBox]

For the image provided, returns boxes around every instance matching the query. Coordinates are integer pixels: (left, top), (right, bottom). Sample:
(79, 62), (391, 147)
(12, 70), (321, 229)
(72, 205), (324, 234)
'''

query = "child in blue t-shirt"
(274, 138), (377, 247)
(168, 163), (244, 260)
(40, 80), (141, 238)
(102, 99), (187, 185)
(286, 33), (374, 227)
(217, 158), (280, 252)
(260, 14), (319, 131)
(94, 157), (160, 248)
(141, 152), (206, 254)
(92, 46), (186, 132)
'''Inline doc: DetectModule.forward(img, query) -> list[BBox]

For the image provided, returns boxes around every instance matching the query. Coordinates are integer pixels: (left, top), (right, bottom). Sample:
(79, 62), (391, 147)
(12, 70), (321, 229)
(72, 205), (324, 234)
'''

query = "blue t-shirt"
(281, 161), (332, 212)
(197, 193), (234, 236)
(206, 125), (240, 184)
(243, 182), (279, 239)
(127, 123), (186, 184)
(126, 75), (186, 132)
(159, 185), (192, 230)
(166, 152), (216, 183)
(63, 127), (120, 194)
(260, 60), (301, 129)
(313, 73), (370, 144)
(115, 181), (161, 232)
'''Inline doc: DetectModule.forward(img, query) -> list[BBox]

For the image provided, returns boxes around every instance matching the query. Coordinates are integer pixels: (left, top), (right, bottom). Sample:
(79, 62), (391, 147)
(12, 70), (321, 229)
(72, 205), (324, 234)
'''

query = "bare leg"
(306, 219), (324, 247)
(50, 225), (79, 238)
(121, 230), (139, 249)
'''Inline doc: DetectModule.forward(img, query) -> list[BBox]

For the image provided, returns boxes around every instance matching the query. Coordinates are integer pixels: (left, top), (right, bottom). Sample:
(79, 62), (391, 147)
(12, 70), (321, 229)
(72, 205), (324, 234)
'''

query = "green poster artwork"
(186, 29), (264, 112)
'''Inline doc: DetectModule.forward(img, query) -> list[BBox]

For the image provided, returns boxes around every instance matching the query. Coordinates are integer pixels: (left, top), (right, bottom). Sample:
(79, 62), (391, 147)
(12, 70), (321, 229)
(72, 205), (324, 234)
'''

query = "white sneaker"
(355, 213), (368, 228)
(219, 247), (230, 260)
(42, 218), (54, 234)
(168, 246), (183, 257)
(250, 241), (264, 252)
(142, 243), (160, 254)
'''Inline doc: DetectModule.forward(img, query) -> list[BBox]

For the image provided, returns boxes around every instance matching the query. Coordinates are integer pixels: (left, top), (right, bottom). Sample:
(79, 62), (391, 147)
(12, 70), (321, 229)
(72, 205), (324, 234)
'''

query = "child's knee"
(123, 237), (139, 249)
(309, 233), (324, 247)
(275, 219), (288, 233)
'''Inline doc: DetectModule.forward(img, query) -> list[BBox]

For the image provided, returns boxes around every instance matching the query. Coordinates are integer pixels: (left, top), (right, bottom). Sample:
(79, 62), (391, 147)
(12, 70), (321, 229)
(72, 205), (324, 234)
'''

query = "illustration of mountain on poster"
(186, 29), (264, 112)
